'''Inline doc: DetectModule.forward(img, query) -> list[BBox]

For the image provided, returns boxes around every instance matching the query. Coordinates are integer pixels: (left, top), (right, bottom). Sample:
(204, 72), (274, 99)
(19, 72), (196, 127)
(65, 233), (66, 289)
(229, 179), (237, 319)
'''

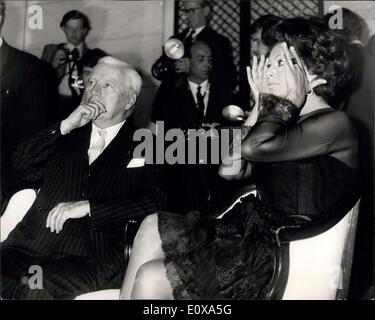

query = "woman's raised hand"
(247, 55), (269, 105)
(245, 55), (269, 126)
(281, 43), (311, 108)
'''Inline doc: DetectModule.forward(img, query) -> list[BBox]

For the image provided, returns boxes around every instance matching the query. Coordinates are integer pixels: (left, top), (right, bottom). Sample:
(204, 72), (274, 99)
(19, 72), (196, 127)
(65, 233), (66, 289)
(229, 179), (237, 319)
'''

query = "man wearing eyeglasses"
(154, 0), (237, 91)
(42, 10), (92, 119)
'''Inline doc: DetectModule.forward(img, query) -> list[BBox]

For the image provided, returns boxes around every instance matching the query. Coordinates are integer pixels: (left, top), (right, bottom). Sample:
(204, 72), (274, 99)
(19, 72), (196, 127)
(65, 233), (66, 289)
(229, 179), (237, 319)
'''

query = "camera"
(63, 48), (80, 64)
(152, 38), (185, 81)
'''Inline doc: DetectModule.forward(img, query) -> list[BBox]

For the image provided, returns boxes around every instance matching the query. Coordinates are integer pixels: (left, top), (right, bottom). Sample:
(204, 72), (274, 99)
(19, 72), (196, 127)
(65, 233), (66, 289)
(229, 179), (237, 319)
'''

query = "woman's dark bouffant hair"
(263, 17), (351, 105)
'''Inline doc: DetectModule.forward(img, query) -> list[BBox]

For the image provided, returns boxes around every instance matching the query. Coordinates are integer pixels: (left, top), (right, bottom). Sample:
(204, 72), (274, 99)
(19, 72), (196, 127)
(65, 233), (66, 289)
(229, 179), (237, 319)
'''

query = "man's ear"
(125, 94), (137, 111)
(203, 5), (211, 18)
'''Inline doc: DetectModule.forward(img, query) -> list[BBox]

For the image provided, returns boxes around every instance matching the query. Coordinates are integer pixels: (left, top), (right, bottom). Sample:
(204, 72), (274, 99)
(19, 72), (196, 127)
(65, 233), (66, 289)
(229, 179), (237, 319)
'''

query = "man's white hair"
(97, 56), (142, 97)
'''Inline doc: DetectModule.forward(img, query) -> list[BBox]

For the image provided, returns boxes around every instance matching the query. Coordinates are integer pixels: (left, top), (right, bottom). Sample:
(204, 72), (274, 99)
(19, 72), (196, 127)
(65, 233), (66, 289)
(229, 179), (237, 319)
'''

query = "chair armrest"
(276, 197), (360, 244)
(123, 219), (142, 268)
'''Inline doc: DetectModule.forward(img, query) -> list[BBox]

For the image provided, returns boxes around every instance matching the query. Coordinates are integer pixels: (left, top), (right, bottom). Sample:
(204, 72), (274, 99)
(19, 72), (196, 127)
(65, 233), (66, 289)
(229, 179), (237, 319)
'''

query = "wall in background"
(324, 1), (375, 44)
(2, 0), (175, 128)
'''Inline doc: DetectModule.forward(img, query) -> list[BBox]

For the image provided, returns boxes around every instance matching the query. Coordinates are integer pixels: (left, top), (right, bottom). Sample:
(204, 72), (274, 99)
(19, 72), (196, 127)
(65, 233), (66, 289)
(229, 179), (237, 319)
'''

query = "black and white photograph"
(0, 0), (374, 306)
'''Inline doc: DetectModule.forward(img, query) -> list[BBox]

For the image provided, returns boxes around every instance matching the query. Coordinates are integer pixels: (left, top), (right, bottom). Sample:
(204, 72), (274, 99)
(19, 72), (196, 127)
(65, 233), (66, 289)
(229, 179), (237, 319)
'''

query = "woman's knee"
(131, 260), (171, 299)
(133, 213), (159, 243)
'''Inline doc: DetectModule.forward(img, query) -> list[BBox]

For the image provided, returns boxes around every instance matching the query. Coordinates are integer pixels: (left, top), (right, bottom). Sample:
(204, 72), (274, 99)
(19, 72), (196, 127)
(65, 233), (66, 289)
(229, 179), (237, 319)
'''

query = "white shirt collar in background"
(188, 79), (210, 116)
(65, 42), (84, 57)
(190, 25), (205, 39)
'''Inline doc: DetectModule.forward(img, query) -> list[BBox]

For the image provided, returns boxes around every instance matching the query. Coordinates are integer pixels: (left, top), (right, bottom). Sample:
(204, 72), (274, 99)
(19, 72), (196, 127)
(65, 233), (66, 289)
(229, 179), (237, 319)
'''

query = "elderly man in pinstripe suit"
(1, 57), (167, 299)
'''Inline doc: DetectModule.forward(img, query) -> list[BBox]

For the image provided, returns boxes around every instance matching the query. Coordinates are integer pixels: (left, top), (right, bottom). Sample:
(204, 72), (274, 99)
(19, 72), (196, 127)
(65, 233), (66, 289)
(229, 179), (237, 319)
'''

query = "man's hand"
(60, 98), (106, 134)
(46, 201), (90, 234)
(175, 57), (190, 73)
(51, 49), (67, 69)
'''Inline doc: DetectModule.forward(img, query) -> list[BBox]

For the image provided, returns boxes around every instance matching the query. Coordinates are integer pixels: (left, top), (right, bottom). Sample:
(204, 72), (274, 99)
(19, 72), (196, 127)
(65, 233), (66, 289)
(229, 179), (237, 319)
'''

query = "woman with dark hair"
(120, 17), (359, 300)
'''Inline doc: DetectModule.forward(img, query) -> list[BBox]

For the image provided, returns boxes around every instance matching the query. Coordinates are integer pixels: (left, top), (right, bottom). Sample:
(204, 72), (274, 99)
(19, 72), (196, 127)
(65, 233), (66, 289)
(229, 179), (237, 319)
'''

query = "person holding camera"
(42, 10), (91, 119)
(152, 0), (237, 91)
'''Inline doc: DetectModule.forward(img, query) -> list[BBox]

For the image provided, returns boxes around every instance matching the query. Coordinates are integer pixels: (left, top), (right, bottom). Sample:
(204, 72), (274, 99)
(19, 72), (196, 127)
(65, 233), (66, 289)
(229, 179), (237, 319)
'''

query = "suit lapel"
(63, 125), (91, 201)
(0, 41), (11, 79)
(90, 120), (136, 169)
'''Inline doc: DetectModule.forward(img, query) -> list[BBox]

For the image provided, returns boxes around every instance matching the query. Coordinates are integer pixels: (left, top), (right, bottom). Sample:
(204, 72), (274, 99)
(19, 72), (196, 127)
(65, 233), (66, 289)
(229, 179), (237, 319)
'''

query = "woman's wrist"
(258, 93), (299, 123)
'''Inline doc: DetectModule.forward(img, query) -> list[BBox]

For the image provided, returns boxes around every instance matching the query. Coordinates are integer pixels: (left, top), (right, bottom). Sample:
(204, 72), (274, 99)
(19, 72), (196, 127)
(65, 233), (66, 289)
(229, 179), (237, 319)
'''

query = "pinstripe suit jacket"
(3, 120), (166, 274)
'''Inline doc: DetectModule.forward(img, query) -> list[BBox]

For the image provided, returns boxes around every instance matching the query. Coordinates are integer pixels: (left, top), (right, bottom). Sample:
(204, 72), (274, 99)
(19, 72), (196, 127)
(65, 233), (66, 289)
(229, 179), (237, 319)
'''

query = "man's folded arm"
(89, 164), (168, 229)
(11, 122), (65, 189)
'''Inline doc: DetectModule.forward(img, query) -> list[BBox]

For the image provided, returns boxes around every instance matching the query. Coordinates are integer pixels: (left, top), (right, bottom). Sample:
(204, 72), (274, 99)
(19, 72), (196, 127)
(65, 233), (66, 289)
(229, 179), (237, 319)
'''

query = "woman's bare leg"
(120, 213), (165, 299)
(131, 260), (174, 299)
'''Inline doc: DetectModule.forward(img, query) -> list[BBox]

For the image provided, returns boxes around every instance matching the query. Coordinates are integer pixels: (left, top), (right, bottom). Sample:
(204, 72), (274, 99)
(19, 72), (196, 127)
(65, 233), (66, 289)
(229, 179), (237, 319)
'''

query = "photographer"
(152, 0), (237, 91)
(42, 10), (91, 119)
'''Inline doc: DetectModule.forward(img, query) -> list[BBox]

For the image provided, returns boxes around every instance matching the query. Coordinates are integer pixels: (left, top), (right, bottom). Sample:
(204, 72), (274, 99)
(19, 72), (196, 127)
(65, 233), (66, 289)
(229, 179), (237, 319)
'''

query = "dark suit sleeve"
(89, 164), (168, 229)
(11, 123), (64, 188)
(12, 54), (60, 156)
(41, 44), (57, 64)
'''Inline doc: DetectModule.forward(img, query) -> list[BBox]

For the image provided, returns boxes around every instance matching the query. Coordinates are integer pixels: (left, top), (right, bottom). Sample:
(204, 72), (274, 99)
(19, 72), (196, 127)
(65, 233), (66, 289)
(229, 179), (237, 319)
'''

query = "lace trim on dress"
(158, 212), (199, 299)
(214, 195), (276, 299)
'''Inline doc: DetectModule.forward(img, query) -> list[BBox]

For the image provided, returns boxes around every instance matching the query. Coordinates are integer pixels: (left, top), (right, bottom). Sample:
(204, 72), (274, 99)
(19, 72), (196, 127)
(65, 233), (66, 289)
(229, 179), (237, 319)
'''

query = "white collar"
(91, 120), (126, 147)
(0, 37), (3, 48)
(190, 25), (206, 38)
(65, 42), (84, 55)
(188, 79), (209, 92)
(350, 39), (364, 46)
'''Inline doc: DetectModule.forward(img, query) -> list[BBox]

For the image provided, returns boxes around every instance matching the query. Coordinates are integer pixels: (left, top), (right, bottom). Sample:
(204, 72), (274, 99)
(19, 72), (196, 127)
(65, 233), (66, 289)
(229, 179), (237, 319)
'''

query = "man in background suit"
(42, 10), (91, 119)
(152, 41), (237, 214)
(327, 8), (375, 300)
(0, 0), (57, 208)
(152, 0), (237, 91)
(153, 41), (236, 129)
(1, 57), (167, 299)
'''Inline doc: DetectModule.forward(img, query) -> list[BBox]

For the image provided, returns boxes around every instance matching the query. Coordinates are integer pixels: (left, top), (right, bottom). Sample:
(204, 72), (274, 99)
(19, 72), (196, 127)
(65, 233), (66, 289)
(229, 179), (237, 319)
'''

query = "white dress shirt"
(88, 120), (126, 165)
(188, 79), (210, 116)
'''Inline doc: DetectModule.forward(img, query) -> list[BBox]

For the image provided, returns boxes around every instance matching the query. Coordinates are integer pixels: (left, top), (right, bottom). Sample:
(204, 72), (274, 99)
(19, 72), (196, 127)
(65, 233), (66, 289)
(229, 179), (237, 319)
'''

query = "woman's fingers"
(290, 46), (304, 71)
(282, 42), (295, 68)
(251, 55), (258, 83)
(246, 66), (255, 89)
(258, 55), (266, 78)
(247, 66), (258, 101)
(310, 78), (327, 89)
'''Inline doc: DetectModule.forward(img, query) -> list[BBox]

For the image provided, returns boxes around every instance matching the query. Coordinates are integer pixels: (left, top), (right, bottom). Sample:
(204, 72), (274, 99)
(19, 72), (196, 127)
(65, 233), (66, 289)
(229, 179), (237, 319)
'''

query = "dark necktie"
(70, 48), (80, 61)
(196, 86), (205, 115)
(184, 30), (195, 51)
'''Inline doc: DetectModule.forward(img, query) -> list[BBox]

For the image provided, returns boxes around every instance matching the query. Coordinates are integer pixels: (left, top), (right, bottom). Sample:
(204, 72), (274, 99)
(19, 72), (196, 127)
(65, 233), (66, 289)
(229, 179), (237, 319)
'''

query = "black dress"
(158, 106), (359, 300)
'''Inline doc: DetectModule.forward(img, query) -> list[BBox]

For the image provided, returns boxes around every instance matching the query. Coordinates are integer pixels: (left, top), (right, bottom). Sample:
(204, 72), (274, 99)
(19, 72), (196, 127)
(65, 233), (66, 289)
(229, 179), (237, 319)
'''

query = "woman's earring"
(307, 88), (313, 96)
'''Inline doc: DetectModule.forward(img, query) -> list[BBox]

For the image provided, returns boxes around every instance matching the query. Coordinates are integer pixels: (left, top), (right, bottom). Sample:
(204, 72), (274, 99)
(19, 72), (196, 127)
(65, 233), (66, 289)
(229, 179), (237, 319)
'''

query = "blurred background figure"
(0, 0), (57, 210)
(152, 0), (237, 91)
(250, 14), (283, 63)
(77, 48), (107, 101)
(42, 10), (92, 119)
(367, 34), (375, 57)
(341, 8), (374, 301)
(324, 8), (375, 300)
(152, 40), (238, 215)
